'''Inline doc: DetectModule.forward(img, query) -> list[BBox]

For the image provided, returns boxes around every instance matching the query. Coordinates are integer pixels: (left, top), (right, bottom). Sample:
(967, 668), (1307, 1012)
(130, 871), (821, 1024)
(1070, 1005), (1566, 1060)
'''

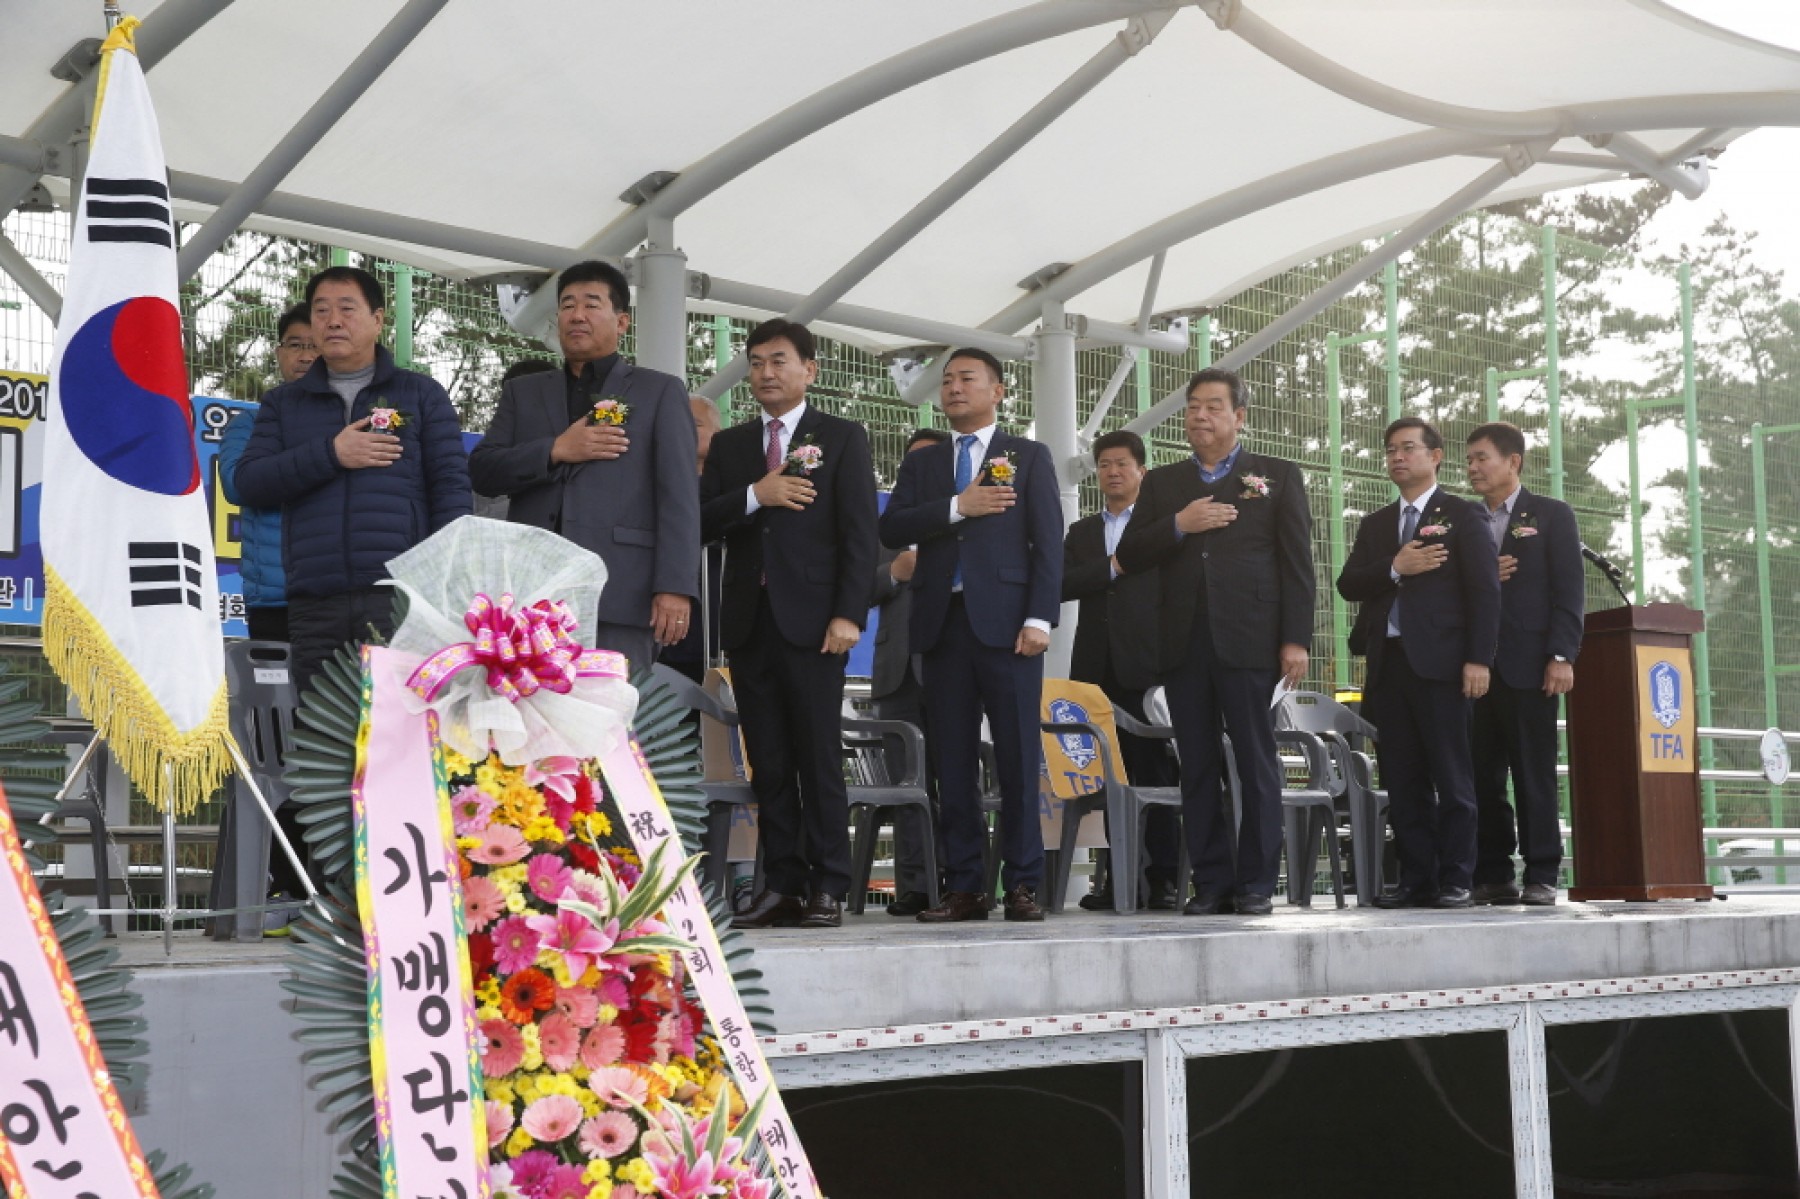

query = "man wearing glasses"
(1338, 417), (1500, 909)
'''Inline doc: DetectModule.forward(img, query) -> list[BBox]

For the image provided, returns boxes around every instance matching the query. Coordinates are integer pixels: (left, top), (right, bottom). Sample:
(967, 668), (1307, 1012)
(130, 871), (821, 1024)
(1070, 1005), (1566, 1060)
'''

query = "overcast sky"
(1646, 2), (1800, 278)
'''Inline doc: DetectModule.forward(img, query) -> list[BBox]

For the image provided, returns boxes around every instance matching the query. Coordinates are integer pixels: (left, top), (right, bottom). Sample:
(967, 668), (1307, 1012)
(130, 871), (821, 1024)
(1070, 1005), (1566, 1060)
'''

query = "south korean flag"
(40, 18), (228, 815)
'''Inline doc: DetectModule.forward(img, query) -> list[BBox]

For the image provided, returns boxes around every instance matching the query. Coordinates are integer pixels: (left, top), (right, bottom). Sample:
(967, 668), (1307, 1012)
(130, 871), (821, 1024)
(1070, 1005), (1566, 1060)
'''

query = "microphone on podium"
(1580, 543), (1632, 603)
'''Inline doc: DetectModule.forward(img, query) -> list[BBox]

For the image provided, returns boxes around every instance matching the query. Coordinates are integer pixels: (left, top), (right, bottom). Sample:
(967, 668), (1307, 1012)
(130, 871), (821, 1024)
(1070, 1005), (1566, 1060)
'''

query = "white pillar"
(1034, 301), (1081, 679)
(633, 216), (689, 384)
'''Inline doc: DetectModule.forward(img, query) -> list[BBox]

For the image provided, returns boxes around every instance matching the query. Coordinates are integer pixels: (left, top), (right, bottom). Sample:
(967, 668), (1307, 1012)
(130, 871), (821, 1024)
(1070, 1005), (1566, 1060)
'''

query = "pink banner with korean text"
(354, 646), (490, 1199)
(600, 738), (822, 1198)
(0, 789), (159, 1199)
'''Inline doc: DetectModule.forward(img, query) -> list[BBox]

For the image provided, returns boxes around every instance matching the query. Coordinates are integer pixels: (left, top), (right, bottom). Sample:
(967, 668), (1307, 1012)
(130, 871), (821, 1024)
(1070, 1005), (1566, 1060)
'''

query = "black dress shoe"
(1471, 881), (1522, 905)
(917, 890), (989, 923)
(1077, 884), (1114, 912)
(1003, 885), (1046, 922)
(1373, 887), (1437, 909)
(798, 893), (842, 928)
(1519, 882), (1558, 907)
(1147, 877), (1180, 911)
(1433, 887), (1474, 909)
(1234, 893), (1274, 916)
(886, 890), (931, 917)
(1183, 890), (1232, 915)
(730, 890), (805, 929)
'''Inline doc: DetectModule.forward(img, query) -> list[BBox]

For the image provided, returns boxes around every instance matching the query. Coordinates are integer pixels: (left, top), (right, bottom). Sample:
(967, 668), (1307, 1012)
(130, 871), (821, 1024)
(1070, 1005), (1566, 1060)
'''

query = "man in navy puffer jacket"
(236, 267), (472, 697)
(219, 302), (316, 642)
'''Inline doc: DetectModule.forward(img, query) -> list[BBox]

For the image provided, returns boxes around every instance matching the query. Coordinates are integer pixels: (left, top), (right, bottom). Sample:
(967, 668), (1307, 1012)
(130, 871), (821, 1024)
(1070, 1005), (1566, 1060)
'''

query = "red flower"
(500, 967), (557, 1024)
(567, 842), (600, 874)
(574, 773), (601, 815)
(618, 1011), (661, 1063)
(467, 932), (495, 976)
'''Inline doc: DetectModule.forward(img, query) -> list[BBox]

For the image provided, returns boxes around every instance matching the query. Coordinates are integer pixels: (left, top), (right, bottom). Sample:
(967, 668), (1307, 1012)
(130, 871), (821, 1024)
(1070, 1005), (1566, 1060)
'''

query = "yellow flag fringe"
(44, 566), (231, 815)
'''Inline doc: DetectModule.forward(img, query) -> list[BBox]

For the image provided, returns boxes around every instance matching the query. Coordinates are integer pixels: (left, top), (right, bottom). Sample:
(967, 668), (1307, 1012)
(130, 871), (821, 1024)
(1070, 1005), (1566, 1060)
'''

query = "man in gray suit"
(469, 261), (699, 670)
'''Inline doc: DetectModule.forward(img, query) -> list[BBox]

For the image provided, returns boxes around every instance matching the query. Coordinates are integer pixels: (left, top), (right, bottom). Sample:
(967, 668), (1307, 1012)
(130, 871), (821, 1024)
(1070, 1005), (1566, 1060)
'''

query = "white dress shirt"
(1102, 503), (1133, 578)
(743, 400), (810, 515)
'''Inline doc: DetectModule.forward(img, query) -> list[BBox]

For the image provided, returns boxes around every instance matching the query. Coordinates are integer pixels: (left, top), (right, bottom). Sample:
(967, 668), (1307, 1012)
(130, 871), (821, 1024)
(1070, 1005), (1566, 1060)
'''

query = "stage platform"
(112, 896), (1800, 1198)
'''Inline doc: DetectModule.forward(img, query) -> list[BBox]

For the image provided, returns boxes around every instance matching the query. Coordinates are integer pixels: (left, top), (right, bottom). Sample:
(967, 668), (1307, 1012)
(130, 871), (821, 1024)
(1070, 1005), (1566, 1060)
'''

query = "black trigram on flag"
(128, 542), (203, 609)
(85, 177), (173, 247)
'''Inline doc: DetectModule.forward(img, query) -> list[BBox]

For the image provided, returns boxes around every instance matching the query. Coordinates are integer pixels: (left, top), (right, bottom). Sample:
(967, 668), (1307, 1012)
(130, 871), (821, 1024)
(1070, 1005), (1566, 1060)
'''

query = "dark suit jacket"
(1491, 488), (1585, 691)
(1115, 451), (1314, 672)
(870, 547), (916, 700)
(1062, 511), (1160, 691)
(699, 405), (878, 651)
(468, 359), (699, 627)
(879, 431), (1063, 653)
(1338, 487), (1501, 683)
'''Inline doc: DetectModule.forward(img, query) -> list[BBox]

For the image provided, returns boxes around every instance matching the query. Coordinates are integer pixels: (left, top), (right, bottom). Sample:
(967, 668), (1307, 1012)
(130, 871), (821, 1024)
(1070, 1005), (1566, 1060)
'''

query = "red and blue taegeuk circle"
(60, 296), (200, 496)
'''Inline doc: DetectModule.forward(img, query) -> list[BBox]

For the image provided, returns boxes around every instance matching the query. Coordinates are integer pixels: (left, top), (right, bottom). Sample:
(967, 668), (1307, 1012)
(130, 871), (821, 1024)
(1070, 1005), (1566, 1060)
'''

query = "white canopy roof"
(3, 0), (1799, 361)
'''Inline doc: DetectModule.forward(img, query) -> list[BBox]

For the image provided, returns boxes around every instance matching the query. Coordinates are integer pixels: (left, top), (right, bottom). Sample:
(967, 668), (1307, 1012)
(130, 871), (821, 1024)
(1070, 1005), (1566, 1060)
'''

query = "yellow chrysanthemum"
(504, 1126), (534, 1157)
(575, 1089), (601, 1118)
(455, 835), (482, 852)
(617, 1158), (656, 1191)
(520, 1025), (544, 1072)
(588, 811), (612, 839)
(582, 1158), (611, 1186)
(650, 953), (674, 978)
(441, 745), (474, 777)
(476, 1004), (502, 1024)
(596, 1004), (619, 1025)
(475, 978), (501, 1007)
(523, 816), (565, 844)
(504, 891), (528, 914)
(487, 1078), (516, 1106)
(490, 863), (528, 891)
(541, 953), (575, 988)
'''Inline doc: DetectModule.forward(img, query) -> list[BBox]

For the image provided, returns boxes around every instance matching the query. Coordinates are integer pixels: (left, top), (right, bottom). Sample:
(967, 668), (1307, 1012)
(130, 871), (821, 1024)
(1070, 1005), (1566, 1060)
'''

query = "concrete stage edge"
(120, 898), (1800, 1197)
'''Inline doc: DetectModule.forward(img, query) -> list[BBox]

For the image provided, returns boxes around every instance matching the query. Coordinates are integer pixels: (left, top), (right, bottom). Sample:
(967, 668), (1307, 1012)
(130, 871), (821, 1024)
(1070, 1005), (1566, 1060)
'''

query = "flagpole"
(103, 2), (122, 30)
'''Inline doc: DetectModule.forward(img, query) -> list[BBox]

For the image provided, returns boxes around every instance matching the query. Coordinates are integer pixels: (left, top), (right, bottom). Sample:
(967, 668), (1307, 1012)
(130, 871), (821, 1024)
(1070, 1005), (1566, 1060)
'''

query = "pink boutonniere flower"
(1417, 523), (1451, 538)
(783, 434), (824, 476)
(1511, 525), (1539, 538)
(1240, 473), (1271, 499)
(369, 405), (405, 431)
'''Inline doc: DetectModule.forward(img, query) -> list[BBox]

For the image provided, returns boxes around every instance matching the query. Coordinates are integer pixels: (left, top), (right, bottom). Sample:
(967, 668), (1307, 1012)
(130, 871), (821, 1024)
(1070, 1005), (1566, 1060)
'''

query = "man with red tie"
(700, 320), (877, 930)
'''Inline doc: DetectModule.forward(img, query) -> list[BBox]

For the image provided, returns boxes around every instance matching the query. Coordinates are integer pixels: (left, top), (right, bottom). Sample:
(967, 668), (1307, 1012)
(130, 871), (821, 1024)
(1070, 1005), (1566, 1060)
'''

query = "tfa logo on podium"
(1636, 647), (1698, 772)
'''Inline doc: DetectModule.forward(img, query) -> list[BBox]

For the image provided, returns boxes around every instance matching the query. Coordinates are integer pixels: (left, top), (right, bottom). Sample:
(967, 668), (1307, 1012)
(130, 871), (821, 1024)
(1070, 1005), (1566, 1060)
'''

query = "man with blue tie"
(880, 348), (1064, 922)
(1338, 417), (1501, 909)
(1116, 369), (1314, 916)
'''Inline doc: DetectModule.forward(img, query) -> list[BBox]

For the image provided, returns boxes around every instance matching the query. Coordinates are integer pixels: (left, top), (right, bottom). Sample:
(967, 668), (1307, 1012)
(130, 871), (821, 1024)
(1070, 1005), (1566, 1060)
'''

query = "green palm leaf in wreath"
(0, 663), (214, 1199)
(280, 653), (774, 1198)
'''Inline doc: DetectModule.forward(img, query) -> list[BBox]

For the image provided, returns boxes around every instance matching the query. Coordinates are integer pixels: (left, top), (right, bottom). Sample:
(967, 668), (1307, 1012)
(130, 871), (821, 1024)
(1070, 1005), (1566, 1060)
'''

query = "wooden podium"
(1566, 603), (1714, 901)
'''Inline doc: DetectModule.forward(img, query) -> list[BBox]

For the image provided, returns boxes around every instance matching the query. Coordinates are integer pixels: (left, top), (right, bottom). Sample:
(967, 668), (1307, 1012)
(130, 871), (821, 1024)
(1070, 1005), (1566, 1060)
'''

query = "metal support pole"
(697, 15), (1170, 402)
(1752, 423), (1794, 880)
(1326, 333), (1350, 689)
(329, 246), (349, 267)
(174, 0), (450, 280)
(0, 232), (62, 322)
(1543, 227), (1563, 499)
(1195, 314), (1212, 368)
(1485, 366), (1500, 422)
(1124, 156), (1529, 439)
(1680, 263), (1719, 863)
(634, 216), (690, 382)
(223, 734), (320, 907)
(1627, 399), (1644, 602)
(1133, 349), (1152, 416)
(1036, 302), (1080, 680)
(161, 766), (177, 956)
(393, 263), (414, 369)
(1383, 258), (1401, 419)
(711, 314), (733, 422)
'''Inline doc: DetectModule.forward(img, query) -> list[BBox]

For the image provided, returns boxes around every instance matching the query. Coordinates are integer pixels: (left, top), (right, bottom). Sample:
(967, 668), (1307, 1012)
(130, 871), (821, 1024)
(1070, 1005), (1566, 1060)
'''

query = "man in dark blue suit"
(1465, 422), (1584, 907)
(1338, 417), (1501, 909)
(1117, 369), (1315, 916)
(880, 348), (1063, 922)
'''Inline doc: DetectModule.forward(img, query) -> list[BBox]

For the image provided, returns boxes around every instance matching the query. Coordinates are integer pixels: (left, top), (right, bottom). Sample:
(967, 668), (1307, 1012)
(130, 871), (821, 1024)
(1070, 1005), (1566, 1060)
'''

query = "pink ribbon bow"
(405, 592), (626, 704)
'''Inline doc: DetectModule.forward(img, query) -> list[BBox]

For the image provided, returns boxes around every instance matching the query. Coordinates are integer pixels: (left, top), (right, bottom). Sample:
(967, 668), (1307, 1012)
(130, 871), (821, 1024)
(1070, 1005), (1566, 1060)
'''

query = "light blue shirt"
(1195, 442), (1243, 484)
(1102, 503), (1133, 578)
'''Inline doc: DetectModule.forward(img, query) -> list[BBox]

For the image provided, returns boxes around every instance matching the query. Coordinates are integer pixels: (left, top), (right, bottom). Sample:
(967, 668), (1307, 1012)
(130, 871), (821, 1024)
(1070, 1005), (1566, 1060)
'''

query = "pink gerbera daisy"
(554, 983), (599, 1029)
(507, 1150), (555, 1193)
(538, 1013), (580, 1073)
(450, 784), (496, 835)
(525, 853), (572, 904)
(580, 1023), (626, 1069)
(540, 1164), (588, 1199)
(462, 875), (504, 932)
(588, 1065), (649, 1110)
(578, 1111), (639, 1160)
(471, 823), (529, 866)
(485, 1098), (514, 1149)
(491, 915), (541, 975)
(520, 1094), (583, 1143)
(479, 1018), (525, 1077)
